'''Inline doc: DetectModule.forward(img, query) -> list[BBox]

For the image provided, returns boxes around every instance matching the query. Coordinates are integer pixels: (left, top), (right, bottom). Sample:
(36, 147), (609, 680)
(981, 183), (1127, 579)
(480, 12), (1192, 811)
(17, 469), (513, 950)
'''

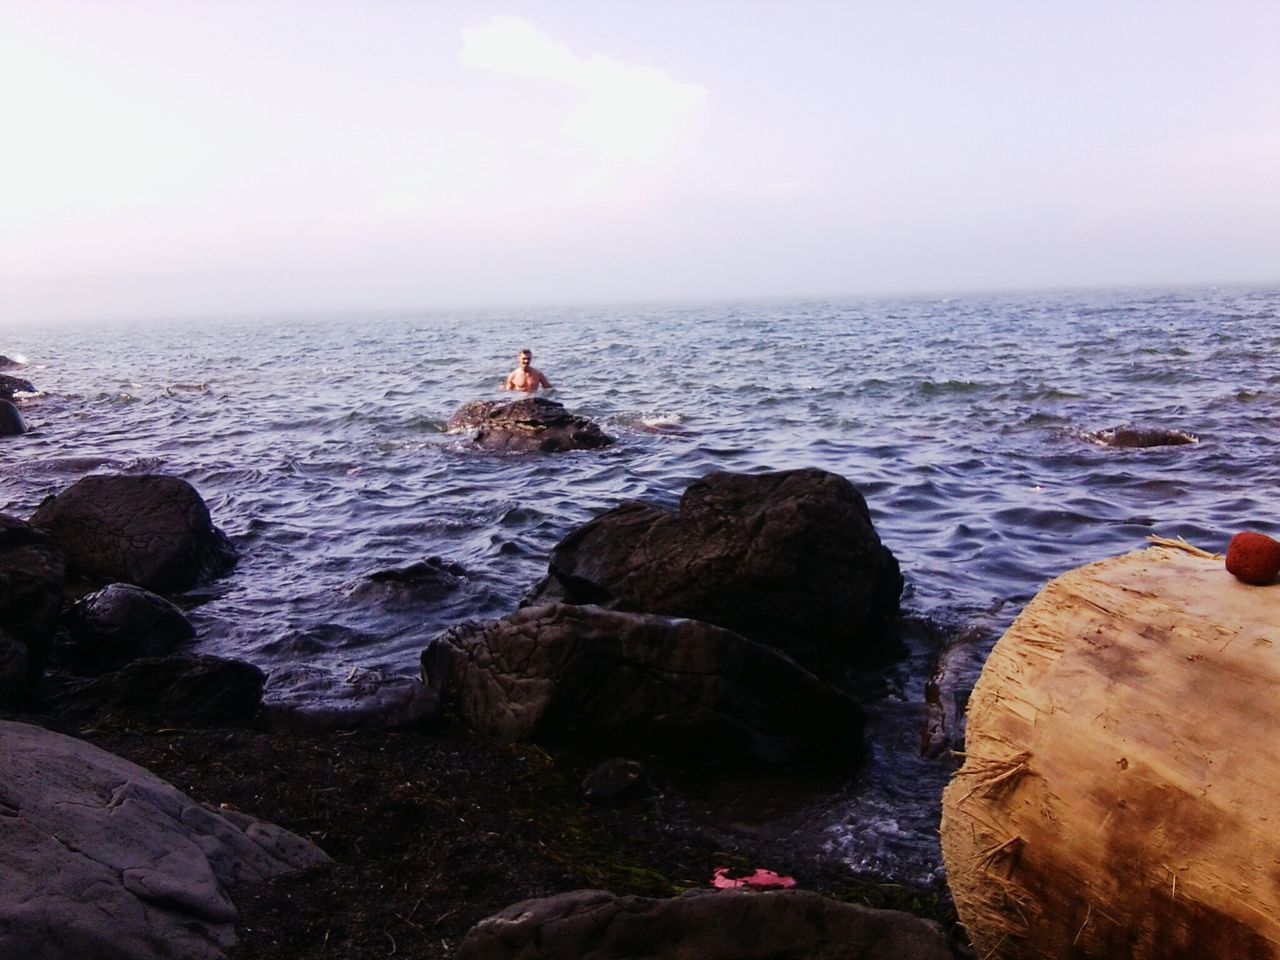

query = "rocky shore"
(2, 387), (966, 958)
(77, 720), (961, 959)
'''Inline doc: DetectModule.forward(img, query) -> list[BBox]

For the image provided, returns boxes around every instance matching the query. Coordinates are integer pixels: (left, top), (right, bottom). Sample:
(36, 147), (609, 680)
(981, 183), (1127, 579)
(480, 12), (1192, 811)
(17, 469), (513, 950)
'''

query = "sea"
(4, 285), (1279, 889)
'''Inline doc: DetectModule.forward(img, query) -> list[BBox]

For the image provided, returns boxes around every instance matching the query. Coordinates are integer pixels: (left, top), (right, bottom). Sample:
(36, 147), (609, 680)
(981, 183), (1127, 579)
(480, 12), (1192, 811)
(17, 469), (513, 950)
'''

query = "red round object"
(1225, 531), (1280, 585)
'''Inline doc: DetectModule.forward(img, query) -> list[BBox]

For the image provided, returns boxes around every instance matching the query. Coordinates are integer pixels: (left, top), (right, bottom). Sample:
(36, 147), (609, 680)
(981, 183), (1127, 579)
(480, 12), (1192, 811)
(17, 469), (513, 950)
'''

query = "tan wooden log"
(941, 543), (1280, 960)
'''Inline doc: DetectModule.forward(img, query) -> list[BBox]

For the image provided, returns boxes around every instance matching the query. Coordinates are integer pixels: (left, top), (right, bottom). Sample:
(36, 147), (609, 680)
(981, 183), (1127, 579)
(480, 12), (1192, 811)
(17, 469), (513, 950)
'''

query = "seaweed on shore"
(84, 720), (959, 959)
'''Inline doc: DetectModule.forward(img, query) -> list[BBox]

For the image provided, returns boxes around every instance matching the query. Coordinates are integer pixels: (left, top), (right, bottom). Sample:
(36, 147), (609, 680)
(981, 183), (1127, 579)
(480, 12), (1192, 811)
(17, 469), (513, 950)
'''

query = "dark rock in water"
(0, 630), (30, 710)
(0, 719), (329, 960)
(30, 474), (238, 593)
(526, 468), (904, 678)
(581, 757), (648, 803)
(457, 888), (951, 960)
(46, 654), (265, 729)
(66, 583), (196, 674)
(0, 355), (24, 370)
(261, 664), (441, 734)
(350, 556), (469, 604)
(422, 603), (865, 768)
(448, 397), (614, 452)
(0, 399), (26, 436)
(1090, 425), (1198, 448)
(0, 514), (64, 691)
(0, 373), (35, 399)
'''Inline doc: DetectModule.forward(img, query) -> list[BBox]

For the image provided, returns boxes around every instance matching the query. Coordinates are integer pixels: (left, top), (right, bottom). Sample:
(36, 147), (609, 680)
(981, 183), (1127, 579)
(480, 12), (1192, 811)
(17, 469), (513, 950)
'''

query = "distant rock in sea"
(1086, 425), (1198, 448)
(447, 397), (614, 452)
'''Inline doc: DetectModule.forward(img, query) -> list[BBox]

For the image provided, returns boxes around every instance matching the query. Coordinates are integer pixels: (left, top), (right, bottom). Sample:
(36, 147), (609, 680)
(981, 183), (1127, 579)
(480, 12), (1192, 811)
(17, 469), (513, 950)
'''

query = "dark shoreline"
(66, 717), (961, 959)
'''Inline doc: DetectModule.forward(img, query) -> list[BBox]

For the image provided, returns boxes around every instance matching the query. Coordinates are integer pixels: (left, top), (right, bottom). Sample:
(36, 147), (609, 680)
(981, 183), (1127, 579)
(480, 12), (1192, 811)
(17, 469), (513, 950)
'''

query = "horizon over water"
(4, 284), (1279, 887)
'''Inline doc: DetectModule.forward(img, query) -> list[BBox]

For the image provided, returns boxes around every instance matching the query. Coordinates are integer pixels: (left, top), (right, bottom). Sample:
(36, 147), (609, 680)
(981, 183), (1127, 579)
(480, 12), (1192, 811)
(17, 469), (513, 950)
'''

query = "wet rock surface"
(30, 473), (238, 593)
(1088, 425), (1198, 448)
(423, 602), (865, 768)
(448, 397), (614, 452)
(0, 373), (35, 399)
(527, 468), (904, 678)
(67, 582), (196, 673)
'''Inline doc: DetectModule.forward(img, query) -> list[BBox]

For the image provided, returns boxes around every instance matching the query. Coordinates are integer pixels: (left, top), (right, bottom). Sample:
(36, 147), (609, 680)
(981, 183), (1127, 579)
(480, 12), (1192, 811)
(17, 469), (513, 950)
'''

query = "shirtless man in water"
(501, 349), (553, 393)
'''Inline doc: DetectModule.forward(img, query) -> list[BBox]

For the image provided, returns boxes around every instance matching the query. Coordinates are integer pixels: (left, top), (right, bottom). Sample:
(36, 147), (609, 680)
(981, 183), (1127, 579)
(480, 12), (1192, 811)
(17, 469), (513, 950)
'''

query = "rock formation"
(30, 474), (237, 593)
(0, 720), (328, 960)
(526, 468), (903, 677)
(0, 515), (64, 705)
(423, 602), (865, 768)
(447, 397), (613, 452)
(456, 888), (951, 960)
(66, 582), (196, 672)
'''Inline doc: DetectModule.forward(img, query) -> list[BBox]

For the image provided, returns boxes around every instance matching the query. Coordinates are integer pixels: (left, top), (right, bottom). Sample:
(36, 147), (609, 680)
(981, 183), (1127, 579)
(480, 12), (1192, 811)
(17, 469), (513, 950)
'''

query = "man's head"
(518, 350), (532, 367)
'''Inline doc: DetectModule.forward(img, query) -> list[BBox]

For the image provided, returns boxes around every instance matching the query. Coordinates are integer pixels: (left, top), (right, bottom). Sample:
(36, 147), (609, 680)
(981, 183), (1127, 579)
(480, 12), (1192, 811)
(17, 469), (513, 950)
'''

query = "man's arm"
(501, 372), (515, 391)
(537, 371), (553, 390)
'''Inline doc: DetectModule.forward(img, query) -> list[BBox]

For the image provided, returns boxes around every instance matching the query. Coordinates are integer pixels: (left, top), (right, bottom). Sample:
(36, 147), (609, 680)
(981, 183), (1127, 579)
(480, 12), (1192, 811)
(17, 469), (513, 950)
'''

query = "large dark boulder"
(0, 720), (329, 960)
(422, 603), (865, 768)
(66, 583), (196, 673)
(30, 474), (237, 593)
(0, 515), (64, 691)
(45, 654), (265, 729)
(526, 469), (904, 677)
(0, 399), (26, 436)
(448, 397), (613, 452)
(0, 373), (35, 399)
(457, 888), (951, 960)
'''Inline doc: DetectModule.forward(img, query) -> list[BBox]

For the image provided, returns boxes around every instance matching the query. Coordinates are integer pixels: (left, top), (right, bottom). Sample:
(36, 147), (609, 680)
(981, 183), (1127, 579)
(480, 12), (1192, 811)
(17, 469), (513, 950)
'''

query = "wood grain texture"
(941, 545), (1280, 960)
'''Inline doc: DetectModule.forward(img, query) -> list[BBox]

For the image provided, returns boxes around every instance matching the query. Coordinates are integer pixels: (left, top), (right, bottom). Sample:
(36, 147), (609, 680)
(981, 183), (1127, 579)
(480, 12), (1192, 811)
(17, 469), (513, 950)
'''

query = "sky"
(2, 1), (1278, 323)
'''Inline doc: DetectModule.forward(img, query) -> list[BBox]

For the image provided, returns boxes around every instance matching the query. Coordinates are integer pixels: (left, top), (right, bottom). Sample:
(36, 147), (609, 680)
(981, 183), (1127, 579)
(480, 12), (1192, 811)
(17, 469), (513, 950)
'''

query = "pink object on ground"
(711, 867), (797, 890)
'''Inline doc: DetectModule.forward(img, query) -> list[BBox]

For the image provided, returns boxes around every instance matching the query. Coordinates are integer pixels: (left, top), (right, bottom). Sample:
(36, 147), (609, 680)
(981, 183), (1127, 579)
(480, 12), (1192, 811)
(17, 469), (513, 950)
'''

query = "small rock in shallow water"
(1088, 426), (1197, 448)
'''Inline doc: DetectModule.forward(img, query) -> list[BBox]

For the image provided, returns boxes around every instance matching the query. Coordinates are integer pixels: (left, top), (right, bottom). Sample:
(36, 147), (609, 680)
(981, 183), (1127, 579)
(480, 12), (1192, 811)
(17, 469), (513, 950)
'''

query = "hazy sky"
(3, 1), (1278, 322)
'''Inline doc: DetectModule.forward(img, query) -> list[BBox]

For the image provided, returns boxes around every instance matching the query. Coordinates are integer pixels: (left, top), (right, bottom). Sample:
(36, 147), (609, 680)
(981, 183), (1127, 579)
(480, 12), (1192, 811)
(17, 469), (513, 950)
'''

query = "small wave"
(917, 379), (987, 397)
(607, 411), (688, 435)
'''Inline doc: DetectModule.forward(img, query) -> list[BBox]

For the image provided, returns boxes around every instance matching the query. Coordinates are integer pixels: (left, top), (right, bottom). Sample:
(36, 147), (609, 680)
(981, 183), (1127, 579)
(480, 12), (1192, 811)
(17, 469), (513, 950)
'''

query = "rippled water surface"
(5, 286), (1279, 885)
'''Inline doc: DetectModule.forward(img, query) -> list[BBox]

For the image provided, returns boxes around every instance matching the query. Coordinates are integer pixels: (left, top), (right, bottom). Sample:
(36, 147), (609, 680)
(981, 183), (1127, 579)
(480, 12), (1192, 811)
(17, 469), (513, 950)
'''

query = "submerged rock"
(348, 556), (469, 605)
(457, 888), (951, 960)
(1088, 425), (1198, 448)
(447, 397), (613, 453)
(30, 474), (237, 593)
(0, 719), (329, 960)
(66, 583), (196, 673)
(0, 355), (24, 370)
(526, 468), (904, 678)
(423, 602), (865, 768)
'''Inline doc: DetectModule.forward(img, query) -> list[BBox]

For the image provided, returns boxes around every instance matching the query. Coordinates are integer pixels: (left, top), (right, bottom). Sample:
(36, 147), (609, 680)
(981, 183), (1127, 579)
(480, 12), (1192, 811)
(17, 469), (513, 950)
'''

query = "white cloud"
(459, 15), (708, 170)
